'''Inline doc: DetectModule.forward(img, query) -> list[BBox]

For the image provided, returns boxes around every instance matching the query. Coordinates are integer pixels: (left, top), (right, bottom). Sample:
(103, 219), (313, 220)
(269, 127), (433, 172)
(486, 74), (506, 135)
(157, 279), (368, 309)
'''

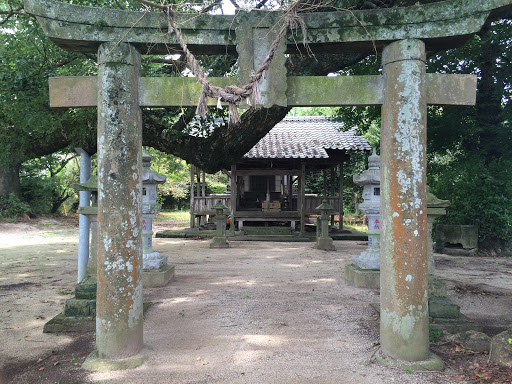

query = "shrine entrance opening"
(25, 0), (511, 371)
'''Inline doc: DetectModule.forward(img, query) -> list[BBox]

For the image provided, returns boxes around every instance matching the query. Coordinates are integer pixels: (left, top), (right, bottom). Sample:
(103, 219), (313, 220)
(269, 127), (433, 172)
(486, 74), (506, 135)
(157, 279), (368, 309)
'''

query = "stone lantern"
(352, 148), (381, 269)
(44, 175), (99, 333)
(426, 187), (450, 276)
(142, 151), (174, 287)
(74, 175), (98, 277)
(344, 149), (380, 288)
(315, 199), (335, 251)
(210, 200), (229, 248)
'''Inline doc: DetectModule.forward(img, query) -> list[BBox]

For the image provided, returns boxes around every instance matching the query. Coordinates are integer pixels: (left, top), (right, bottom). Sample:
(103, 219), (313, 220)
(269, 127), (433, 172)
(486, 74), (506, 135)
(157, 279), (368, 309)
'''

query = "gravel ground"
(1, 218), (511, 384)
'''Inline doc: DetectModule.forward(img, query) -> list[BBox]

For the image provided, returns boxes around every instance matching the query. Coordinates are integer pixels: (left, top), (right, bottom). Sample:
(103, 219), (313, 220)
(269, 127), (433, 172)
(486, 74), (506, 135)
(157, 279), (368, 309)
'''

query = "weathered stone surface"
(489, 329), (512, 368)
(236, 11), (287, 108)
(82, 350), (148, 372)
(316, 237), (335, 251)
(344, 264), (380, 289)
(210, 237), (230, 248)
(436, 224), (478, 253)
(377, 351), (444, 372)
(75, 275), (97, 300)
(426, 187), (450, 275)
(380, 39), (430, 363)
(447, 330), (491, 352)
(352, 149), (380, 269)
(43, 313), (95, 333)
(64, 298), (95, 317)
(50, 74), (477, 108)
(431, 314), (483, 334)
(429, 297), (460, 319)
(96, 42), (144, 360)
(25, 0), (512, 54)
(428, 276), (447, 298)
(142, 252), (167, 269)
(143, 264), (175, 288)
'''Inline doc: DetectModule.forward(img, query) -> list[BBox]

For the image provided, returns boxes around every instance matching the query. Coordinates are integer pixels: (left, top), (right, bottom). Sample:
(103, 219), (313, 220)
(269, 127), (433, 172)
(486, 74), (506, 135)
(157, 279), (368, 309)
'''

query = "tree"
(333, 17), (512, 247)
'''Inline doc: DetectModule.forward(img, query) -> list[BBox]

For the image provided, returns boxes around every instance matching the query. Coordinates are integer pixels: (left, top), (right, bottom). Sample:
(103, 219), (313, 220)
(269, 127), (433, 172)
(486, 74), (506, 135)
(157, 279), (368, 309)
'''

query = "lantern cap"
(212, 200), (228, 210)
(316, 199), (334, 211)
(426, 186), (450, 208)
(142, 150), (167, 185)
(73, 175), (98, 192)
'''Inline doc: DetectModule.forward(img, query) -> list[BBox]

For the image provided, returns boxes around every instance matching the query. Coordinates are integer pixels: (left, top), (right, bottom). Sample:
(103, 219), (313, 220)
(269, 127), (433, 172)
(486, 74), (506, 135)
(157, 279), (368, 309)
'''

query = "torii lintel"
(24, 0), (512, 55)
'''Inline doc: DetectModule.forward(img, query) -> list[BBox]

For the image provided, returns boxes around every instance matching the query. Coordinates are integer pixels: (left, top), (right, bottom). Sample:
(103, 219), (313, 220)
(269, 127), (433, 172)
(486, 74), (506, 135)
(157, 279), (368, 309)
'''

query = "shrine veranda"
(24, 0), (512, 370)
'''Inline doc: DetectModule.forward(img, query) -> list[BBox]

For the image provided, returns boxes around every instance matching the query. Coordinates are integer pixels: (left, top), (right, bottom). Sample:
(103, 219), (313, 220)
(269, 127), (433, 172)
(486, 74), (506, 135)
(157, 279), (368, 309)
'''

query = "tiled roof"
(244, 116), (371, 159)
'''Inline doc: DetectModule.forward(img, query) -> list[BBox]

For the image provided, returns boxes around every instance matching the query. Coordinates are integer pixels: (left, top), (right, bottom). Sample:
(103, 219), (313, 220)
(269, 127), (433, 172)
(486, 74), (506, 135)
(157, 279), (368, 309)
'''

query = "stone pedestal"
(210, 200), (229, 248)
(344, 263), (380, 289)
(315, 200), (335, 251)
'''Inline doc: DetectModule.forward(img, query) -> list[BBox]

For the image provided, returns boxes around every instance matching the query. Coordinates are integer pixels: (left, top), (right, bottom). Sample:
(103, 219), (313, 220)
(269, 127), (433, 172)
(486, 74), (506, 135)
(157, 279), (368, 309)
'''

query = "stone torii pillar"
(83, 42), (146, 370)
(379, 39), (442, 370)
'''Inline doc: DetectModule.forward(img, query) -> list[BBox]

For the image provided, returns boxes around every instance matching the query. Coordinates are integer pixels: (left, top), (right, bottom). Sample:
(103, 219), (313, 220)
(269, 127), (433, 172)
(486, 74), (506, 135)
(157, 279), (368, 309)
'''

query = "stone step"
(241, 227), (294, 236)
(231, 235), (311, 242)
(429, 297), (460, 319)
(64, 298), (96, 317)
(75, 275), (97, 300)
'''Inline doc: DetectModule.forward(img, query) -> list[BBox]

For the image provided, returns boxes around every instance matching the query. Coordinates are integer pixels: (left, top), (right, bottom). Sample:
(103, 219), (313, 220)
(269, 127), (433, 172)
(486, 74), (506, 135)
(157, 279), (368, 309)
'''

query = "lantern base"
(352, 249), (380, 270)
(142, 252), (167, 270)
(143, 263), (175, 287)
(210, 236), (229, 248)
(344, 263), (380, 289)
(316, 237), (335, 251)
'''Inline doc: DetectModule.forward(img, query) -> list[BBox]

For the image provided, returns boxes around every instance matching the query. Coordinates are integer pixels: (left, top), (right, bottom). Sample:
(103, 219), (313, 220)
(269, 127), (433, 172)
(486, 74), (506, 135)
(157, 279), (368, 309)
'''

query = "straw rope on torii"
(137, 0), (308, 124)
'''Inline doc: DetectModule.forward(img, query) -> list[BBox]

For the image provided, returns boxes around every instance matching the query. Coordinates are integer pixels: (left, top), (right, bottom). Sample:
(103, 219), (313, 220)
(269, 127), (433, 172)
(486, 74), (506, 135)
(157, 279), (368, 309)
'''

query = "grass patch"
(344, 222), (368, 233)
(154, 210), (190, 226)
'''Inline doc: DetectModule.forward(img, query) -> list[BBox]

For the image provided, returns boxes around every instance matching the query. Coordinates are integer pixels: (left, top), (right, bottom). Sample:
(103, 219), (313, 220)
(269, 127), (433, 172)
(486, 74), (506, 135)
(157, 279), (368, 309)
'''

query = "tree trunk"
(0, 162), (21, 198)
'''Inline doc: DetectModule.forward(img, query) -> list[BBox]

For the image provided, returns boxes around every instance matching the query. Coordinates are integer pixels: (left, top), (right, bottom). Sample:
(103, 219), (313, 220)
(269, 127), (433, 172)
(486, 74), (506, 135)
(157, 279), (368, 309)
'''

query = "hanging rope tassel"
(228, 102), (241, 125)
(251, 77), (263, 108)
(216, 97), (223, 110)
(196, 84), (209, 116)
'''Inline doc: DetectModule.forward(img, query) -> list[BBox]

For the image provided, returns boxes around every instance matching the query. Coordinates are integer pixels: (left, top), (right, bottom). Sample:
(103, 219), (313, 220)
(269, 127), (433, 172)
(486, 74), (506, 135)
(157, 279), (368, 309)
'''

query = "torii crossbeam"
(24, 0), (512, 371)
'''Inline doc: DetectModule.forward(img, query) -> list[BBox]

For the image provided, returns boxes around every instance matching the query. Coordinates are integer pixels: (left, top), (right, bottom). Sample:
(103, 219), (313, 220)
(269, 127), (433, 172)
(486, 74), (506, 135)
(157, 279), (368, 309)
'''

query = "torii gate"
(25, 0), (511, 370)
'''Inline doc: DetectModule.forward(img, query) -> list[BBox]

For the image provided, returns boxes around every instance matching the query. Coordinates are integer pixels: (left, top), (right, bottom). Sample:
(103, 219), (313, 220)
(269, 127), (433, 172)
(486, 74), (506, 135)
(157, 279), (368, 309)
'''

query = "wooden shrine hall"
(189, 116), (371, 233)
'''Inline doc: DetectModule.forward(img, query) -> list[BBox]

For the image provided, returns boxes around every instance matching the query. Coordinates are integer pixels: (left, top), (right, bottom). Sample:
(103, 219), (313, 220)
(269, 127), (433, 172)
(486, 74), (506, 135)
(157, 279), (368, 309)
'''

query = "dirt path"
(0, 218), (511, 384)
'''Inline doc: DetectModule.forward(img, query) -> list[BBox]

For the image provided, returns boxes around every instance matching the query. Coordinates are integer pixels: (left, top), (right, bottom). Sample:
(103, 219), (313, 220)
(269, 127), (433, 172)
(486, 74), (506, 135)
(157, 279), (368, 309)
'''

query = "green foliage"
(145, 147), (229, 210)
(20, 153), (79, 215)
(429, 327), (443, 343)
(425, 19), (512, 248)
(0, 193), (30, 218)
(429, 155), (512, 243)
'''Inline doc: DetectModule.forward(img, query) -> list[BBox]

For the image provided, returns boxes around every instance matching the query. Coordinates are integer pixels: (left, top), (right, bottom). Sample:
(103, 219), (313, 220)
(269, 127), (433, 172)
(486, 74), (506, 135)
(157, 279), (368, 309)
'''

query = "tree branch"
(228, 0), (240, 10)
(144, 106), (290, 172)
(255, 0), (269, 9)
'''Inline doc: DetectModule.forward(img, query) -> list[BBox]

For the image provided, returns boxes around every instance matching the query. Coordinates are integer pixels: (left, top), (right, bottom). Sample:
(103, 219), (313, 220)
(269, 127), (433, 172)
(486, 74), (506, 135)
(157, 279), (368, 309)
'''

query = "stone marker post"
(75, 148), (91, 283)
(75, 175), (98, 277)
(379, 39), (442, 370)
(210, 200), (229, 248)
(84, 42), (145, 369)
(316, 199), (335, 251)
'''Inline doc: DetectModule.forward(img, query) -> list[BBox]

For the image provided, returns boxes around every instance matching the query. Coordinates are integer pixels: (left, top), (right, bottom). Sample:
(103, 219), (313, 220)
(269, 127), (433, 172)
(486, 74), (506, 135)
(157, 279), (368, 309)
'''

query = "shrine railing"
(193, 194), (340, 215)
(305, 196), (341, 214)
(192, 195), (231, 215)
